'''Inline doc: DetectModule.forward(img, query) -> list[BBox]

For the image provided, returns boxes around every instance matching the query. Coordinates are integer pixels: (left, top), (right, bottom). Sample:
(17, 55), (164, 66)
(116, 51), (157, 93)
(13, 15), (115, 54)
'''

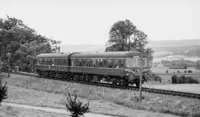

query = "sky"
(1, 0), (200, 45)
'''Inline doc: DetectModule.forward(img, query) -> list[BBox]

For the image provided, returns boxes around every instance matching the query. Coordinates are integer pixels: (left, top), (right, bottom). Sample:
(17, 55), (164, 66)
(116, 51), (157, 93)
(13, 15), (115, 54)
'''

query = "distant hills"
(60, 39), (200, 58)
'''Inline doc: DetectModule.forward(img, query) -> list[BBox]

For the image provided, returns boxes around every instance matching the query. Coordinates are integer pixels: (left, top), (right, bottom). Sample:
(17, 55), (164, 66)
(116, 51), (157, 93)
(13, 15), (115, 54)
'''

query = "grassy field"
(1, 73), (200, 117)
(3, 85), (178, 117)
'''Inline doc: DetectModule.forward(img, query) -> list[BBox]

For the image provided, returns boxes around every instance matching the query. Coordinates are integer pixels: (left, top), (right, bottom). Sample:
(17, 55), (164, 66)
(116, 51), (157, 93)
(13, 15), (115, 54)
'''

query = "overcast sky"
(1, 0), (200, 45)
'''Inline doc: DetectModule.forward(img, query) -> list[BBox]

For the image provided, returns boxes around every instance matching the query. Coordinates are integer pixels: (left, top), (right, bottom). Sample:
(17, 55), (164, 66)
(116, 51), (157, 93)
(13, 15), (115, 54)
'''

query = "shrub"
(146, 72), (162, 82)
(171, 75), (178, 84)
(171, 75), (199, 84)
(0, 80), (8, 105)
(65, 92), (90, 117)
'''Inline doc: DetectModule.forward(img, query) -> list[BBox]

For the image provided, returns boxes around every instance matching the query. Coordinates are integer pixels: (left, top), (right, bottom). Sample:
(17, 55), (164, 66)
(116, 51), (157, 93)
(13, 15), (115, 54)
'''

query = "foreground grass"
(0, 105), (69, 117)
(2, 73), (200, 117)
(6, 85), (177, 117)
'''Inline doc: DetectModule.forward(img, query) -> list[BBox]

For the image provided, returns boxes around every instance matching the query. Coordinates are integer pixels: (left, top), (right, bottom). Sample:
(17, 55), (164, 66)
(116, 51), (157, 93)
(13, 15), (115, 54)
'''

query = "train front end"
(123, 52), (151, 87)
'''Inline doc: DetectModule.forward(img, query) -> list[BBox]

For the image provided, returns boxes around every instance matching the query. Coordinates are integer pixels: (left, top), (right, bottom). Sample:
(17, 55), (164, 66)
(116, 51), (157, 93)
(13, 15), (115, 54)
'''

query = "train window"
(81, 59), (85, 66)
(113, 59), (119, 68)
(54, 59), (57, 65)
(95, 59), (98, 67)
(48, 59), (50, 65)
(118, 59), (124, 68)
(132, 58), (137, 67)
(85, 59), (89, 66)
(57, 59), (60, 65)
(51, 59), (53, 65)
(37, 59), (39, 65)
(71, 59), (74, 66)
(102, 59), (107, 67)
(88, 59), (93, 67)
(99, 59), (103, 67)
(45, 59), (47, 65)
(74, 59), (78, 66)
(74, 59), (77, 66)
(52, 59), (54, 65)
(49, 59), (51, 65)
(83, 59), (87, 66)
(61, 59), (65, 65)
(107, 59), (113, 68)
(66, 59), (68, 65)
(63, 59), (66, 65)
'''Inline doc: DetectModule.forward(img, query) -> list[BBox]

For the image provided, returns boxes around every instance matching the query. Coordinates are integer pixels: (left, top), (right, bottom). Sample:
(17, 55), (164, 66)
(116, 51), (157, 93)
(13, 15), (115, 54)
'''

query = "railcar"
(35, 52), (77, 78)
(35, 51), (150, 87)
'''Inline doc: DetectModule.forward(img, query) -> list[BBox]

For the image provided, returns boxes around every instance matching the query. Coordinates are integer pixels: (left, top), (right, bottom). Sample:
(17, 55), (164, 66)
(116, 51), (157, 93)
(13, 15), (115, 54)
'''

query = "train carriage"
(35, 53), (75, 78)
(70, 51), (149, 87)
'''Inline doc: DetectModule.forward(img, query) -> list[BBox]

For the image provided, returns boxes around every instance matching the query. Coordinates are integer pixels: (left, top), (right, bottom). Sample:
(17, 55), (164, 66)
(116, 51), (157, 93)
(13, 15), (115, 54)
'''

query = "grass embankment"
(2, 73), (200, 117)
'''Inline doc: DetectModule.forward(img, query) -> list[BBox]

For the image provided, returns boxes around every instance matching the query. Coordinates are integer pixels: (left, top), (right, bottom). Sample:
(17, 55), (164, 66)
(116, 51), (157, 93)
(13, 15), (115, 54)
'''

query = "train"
(35, 51), (151, 87)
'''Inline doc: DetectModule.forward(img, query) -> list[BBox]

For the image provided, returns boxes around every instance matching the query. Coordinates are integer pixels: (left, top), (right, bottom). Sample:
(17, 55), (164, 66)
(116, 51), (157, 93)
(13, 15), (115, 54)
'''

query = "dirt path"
(2, 102), (114, 117)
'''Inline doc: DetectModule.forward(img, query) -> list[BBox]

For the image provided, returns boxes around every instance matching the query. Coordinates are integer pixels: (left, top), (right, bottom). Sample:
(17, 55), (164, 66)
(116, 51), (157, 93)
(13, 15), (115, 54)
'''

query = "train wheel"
(112, 80), (117, 86)
(123, 80), (129, 87)
(136, 83), (139, 88)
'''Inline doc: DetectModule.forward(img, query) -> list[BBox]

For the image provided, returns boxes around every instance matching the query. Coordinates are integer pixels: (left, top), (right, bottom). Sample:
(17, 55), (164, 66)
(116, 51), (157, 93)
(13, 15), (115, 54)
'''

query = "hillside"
(60, 39), (200, 57)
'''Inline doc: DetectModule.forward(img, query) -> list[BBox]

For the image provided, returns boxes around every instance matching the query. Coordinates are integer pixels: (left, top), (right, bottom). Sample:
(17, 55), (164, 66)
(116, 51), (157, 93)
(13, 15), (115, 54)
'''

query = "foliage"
(106, 19), (136, 51)
(0, 16), (61, 72)
(0, 80), (8, 105)
(171, 75), (199, 84)
(105, 19), (153, 62)
(146, 72), (162, 82)
(65, 92), (90, 117)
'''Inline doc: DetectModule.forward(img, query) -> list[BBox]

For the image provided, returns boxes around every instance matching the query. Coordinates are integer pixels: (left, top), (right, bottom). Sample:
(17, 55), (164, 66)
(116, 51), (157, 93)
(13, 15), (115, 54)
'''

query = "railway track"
(10, 72), (200, 99)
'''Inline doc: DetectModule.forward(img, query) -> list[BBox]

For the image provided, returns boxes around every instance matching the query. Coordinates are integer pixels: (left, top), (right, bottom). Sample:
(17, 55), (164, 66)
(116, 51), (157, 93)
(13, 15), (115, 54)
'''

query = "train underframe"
(36, 70), (141, 88)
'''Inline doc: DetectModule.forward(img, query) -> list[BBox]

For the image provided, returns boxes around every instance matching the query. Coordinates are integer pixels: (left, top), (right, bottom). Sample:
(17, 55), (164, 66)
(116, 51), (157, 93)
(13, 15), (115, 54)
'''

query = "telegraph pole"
(7, 53), (11, 77)
(139, 51), (143, 103)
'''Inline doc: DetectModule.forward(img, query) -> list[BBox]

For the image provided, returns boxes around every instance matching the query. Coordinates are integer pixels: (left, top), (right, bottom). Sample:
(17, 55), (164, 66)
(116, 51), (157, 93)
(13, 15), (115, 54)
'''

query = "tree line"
(0, 16), (61, 72)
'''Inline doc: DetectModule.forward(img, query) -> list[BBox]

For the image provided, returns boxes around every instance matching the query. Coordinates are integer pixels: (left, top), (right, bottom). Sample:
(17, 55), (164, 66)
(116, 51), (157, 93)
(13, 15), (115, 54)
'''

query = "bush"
(172, 75), (178, 84)
(146, 72), (162, 82)
(171, 75), (199, 84)
(0, 80), (8, 105)
(65, 92), (90, 117)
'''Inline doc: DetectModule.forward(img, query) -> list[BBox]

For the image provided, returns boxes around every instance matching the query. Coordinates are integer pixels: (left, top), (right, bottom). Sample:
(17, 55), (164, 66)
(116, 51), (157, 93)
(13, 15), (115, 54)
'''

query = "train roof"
(36, 53), (74, 58)
(71, 51), (142, 58)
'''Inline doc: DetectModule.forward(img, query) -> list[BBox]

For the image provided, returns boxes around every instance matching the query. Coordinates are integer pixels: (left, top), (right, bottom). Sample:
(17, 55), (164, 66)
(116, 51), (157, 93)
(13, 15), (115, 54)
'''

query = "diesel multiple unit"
(35, 51), (151, 87)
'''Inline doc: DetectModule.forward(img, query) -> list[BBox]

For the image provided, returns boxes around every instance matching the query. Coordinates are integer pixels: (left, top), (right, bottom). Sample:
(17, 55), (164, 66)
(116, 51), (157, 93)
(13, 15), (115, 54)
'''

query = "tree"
(106, 19), (136, 51)
(0, 16), (61, 72)
(65, 92), (90, 117)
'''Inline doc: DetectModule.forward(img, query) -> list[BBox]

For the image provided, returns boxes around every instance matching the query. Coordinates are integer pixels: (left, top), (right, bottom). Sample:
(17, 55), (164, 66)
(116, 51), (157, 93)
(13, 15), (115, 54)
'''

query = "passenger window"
(113, 59), (119, 68)
(54, 59), (57, 65)
(102, 59), (107, 67)
(71, 59), (74, 66)
(107, 59), (113, 68)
